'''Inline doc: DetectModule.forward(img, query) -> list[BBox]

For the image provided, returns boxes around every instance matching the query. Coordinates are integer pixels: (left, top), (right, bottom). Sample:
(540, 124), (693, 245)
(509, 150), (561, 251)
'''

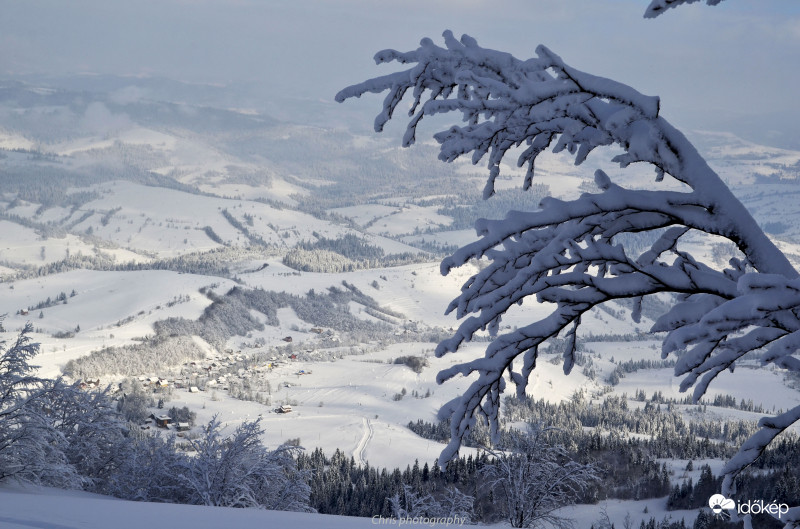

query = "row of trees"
(298, 425), (598, 528)
(283, 245), (425, 273)
(408, 387), (800, 521)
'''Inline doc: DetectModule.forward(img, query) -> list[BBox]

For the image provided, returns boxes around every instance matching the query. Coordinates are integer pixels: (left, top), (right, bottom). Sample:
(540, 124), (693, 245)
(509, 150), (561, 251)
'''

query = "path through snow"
(354, 416), (373, 465)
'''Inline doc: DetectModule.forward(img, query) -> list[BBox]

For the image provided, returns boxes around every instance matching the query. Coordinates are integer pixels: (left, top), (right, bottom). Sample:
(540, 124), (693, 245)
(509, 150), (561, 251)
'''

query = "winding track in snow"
(353, 416), (373, 465)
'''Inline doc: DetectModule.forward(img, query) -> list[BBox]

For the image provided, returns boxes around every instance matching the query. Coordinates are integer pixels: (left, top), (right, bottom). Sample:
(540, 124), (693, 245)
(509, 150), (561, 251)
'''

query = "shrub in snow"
(0, 324), (82, 488)
(180, 416), (312, 511)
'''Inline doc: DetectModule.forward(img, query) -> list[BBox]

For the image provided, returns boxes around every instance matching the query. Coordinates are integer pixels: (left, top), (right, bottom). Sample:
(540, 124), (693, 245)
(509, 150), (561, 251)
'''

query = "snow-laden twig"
(644, 0), (727, 19)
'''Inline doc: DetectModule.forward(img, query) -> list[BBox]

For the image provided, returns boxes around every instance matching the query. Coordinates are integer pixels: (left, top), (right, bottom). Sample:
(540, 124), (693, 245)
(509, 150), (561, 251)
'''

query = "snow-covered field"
(0, 485), (422, 529)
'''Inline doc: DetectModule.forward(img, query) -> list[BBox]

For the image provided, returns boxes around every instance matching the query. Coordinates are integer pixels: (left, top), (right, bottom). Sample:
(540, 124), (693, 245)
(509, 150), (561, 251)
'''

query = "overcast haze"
(3, 0), (800, 146)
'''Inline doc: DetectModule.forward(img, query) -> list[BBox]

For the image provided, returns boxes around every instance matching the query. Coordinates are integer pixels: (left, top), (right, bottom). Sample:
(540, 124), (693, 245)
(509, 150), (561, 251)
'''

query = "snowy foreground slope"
(0, 485), (389, 529)
(0, 485), (699, 528)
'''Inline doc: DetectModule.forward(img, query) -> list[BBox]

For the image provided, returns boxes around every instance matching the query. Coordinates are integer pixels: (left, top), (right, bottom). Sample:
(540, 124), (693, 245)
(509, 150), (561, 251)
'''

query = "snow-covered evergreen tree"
(336, 16), (800, 522)
(390, 484), (438, 519)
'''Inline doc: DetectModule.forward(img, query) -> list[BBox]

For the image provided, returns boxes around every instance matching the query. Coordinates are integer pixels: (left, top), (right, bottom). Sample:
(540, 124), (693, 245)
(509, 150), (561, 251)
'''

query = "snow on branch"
(721, 404), (800, 497)
(644, 0), (727, 19)
(338, 30), (663, 200)
(337, 32), (800, 488)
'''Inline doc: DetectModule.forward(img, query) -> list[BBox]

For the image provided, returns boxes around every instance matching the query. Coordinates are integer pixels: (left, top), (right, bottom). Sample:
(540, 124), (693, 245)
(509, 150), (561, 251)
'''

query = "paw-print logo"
(708, 494), (735, 518)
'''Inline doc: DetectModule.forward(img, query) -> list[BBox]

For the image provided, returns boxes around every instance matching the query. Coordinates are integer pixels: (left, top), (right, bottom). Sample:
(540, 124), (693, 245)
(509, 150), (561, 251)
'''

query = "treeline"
(283, 247), (428, 272)
(607, 358), (678, 385)
(407, 417), (670, 502)
(24, 289), (75, 312)
(113, 246), (276, 276)
(298, 427), (680, 527)
(436, 185), (551, 230)
(0, 165), (105, 208)
(628, 389), (769, 415)
(340, 280), (404, 318)
(705, 393), (766, 413)
(297, 448), (486, 520)
(299, 425), (796, 528)
(64, 335), (207, 380)
(407, 392), (770, 503)
(283, 234), (429, 273)
(0, 210), (69, 239)
(0, 148), (206, 214)
(203, 226), (225, 245)
(4, 245), (278, 281)
(406, 395), (800, 526)
(502, 393), (759, 448)
(283, 248), (358, 273)
(299, 233), (385, 260)
(221, 208), (270, 247)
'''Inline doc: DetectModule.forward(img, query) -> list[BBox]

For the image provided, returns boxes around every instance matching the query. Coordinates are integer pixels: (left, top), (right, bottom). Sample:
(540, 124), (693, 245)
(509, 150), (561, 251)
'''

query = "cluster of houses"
(107, 344), (330, 437)
(176, 351), (280, 391)
(137, 375), (170, 389)
(120, 348), (311, 404)
(283, 328), (341, 344)
(144, 413), (191, 432)
(127, 352), (260, 394)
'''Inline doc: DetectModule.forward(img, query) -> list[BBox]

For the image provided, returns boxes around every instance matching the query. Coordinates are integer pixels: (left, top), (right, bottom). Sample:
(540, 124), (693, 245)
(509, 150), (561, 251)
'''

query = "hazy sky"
(2, 0), (799, 144)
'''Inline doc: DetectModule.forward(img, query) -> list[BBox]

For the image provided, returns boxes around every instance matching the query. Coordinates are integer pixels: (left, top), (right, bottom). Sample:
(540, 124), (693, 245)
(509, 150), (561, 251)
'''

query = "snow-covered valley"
(2, 75), (800, 529)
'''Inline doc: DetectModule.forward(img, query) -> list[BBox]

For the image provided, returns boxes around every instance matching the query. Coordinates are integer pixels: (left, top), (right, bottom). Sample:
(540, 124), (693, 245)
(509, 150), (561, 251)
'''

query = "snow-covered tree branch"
(337, 30), (800, 500)
(644, 0), (726, 19)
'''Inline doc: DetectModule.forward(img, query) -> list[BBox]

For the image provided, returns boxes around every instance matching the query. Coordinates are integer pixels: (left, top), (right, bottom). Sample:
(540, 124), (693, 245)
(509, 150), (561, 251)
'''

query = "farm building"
(152, 415), (172, 428)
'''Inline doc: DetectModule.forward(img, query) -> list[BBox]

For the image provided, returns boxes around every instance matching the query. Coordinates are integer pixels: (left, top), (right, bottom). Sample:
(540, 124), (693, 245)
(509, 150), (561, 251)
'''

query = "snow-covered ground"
(0, 485), (442, 529)
(0, 485), (700, 529)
